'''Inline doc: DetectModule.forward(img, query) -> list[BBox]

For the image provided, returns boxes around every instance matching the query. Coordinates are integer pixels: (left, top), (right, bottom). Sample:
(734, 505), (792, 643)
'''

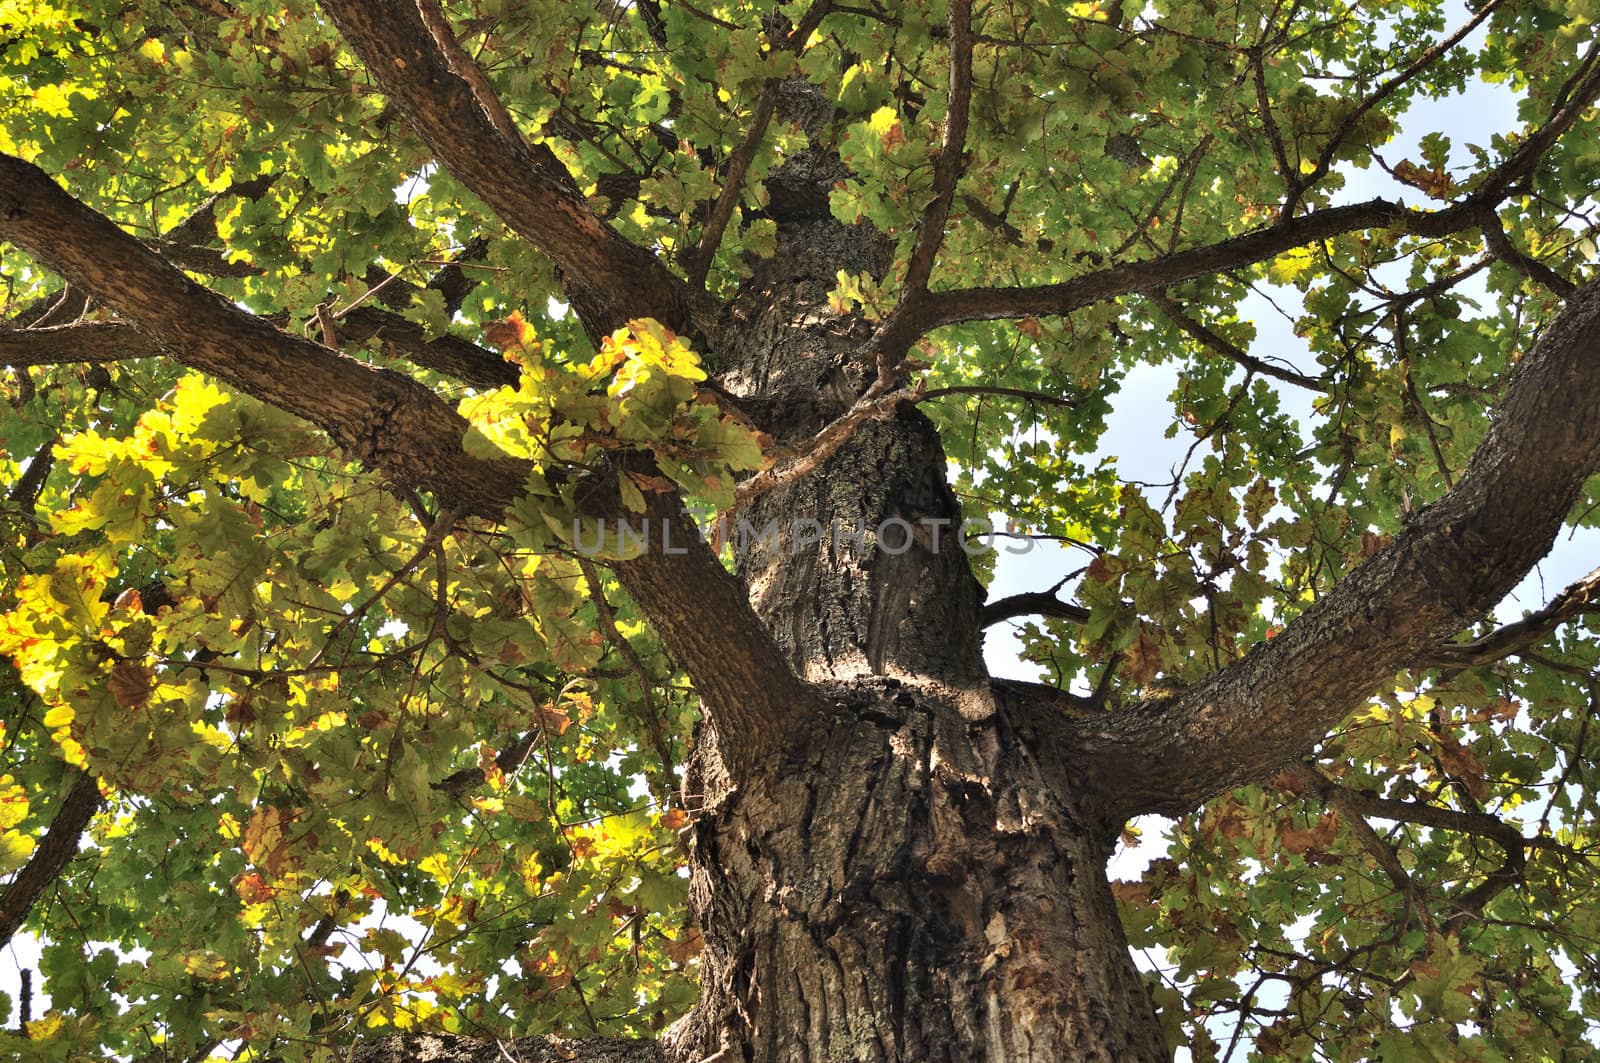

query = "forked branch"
(1066, 280), (1600, 817)
(685, 0), (833, 287)
(0, 152), (817, 780)
(320, 0), (714, 341)
(1415, 564), (1600, 669)
(872, 51), (1600, 354)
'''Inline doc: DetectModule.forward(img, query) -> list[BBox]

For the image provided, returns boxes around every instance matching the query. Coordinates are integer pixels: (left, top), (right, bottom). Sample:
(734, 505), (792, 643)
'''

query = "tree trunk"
(671, 682), (1167, 1062)
(662, 206), (1167, 1061)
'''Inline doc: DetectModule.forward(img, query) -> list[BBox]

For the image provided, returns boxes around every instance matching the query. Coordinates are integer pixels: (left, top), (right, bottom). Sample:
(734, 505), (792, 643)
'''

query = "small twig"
(918, 384), (1080, 409)
(1395, 308), (1454, 489)
(1249, 45), (1300, 213)
(735, 378), (921, 505)
(576, 557), (677, 799)
(1112, 133), (1214, 259)
(1148, 291), (1322, 390)
(305, 508), (456, 669)
(330, 266), (414, 321)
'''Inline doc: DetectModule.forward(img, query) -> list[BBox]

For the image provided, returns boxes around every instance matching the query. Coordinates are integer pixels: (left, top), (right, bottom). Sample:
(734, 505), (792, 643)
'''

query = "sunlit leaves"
(0, 341), (704, 1053)
(464, 317), (765, 521)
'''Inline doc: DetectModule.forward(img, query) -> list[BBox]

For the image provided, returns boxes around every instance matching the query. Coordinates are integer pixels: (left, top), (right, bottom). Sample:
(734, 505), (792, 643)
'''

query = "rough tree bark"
(656, 182), (1171, 1057)
(6, 0), (1600, 1058)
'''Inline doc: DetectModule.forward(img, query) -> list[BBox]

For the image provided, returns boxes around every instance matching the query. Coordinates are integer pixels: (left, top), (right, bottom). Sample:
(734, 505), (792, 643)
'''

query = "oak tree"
(3, 0), (1600, 1059)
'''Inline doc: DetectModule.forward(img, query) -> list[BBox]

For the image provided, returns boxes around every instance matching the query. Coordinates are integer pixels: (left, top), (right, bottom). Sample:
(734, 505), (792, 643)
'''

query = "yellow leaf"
(0, 774), (29, 831)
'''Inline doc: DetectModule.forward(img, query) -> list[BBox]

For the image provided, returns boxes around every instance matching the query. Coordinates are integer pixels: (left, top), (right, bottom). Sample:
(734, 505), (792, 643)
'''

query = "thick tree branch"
(1249, 45), (1299, 206)
(335, 307), (520, 389)
(899, 0), (973, 296)
(414, 0), (524, 146)
(0, 152), (816, 780)
(6, 433), (59, 516)
(151, 240), (260, 278)
(319, 0), (715, 342)
(161, 174), (277, 247)
(980, 590), (1090, 627)
(1, 152), (526, 518)
(604, 492), (825, 776)
(6, 285), (88, 329)
(0, 313), (519, 391)
(872, 51), (1600, 355)
(1415, 564), (1600, 669)
(687, 84), (779, 288)
(0, 769), (101, 949)
(1481, 211), (1578, 297)
(0, 321), (136, 367)
(881, 198), (1419, 349)
(1068, 279), (1600, 816)
(993, 676), (1103, 717)
(1287, 767), (1525, 852)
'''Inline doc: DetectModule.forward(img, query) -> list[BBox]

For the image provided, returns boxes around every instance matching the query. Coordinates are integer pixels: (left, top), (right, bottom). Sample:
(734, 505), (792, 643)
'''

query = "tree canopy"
(3, 0), (1600, 1059)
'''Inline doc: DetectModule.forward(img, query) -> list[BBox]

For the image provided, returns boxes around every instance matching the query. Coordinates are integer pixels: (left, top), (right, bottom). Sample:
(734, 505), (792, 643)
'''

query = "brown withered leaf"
(1435, 735), (1490, 801)
(1276, 812), (1338, 855)
(108, 660), (153, 709)
(1110, 880), (1150, 906)
(535, 701), (573, 738)
(482, 309), (535, 353)
(664, 925), (705, 965)
(225, 693), (256, 728)
(242, 806), (301, 879)
(1123, 629), (1163, 686)
(234, 871), (274, 905)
